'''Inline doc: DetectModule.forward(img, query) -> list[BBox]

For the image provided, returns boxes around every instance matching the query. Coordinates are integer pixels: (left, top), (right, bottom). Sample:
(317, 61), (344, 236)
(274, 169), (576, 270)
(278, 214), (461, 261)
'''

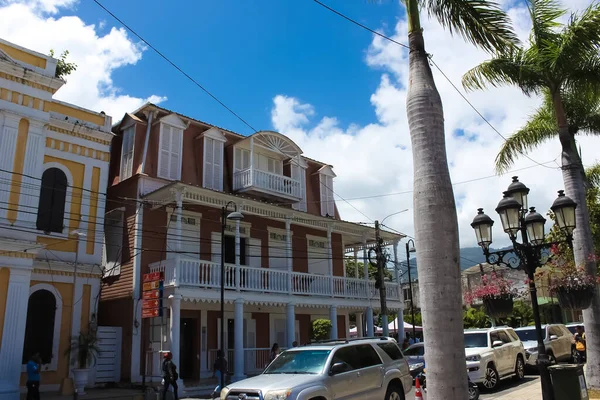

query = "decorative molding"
(0, 68), (58, 94)
(46, 125), (111, 146)
(45, 137), (110, 161)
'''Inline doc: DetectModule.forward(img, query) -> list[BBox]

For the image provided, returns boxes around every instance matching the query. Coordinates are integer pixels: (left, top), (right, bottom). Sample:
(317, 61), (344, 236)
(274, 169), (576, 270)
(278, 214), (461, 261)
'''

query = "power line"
(312, 0), (557, 171)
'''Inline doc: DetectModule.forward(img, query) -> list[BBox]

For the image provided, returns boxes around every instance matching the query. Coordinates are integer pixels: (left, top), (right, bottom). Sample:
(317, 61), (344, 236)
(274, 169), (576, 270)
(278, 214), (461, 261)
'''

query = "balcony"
(233, 168), (302, 202)
(148, 258), (400, 301)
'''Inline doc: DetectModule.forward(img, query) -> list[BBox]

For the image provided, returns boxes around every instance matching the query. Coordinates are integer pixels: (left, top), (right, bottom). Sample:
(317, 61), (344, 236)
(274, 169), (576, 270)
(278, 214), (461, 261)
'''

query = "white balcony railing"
(149, 258), (401, 301)
(233, 168), (302, 200)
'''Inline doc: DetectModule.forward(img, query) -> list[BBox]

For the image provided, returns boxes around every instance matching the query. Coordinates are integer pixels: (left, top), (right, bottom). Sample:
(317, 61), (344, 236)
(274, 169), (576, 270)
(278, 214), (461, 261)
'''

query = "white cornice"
(49, 116), (114, 143)
(0, 59), (63, 92)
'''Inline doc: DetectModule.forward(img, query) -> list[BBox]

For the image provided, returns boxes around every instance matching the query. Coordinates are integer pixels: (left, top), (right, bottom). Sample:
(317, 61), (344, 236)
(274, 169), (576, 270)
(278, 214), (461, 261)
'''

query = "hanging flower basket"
(482, 295), (514, 318)
(556, 287), (596, 311)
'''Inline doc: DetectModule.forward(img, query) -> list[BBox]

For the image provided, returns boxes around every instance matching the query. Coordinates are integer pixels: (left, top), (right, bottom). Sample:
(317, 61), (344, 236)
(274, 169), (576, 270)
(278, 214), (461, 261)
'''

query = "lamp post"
(220, 202), (244, 394)
(471, 177), (577, 400)
(405, 239), (417, 341)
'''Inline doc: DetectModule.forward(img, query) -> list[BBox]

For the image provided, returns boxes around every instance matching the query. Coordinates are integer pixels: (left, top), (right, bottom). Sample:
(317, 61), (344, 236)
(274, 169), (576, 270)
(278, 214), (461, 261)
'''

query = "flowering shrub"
(538, 245), (600, 294)
(464, 272), (519, 305)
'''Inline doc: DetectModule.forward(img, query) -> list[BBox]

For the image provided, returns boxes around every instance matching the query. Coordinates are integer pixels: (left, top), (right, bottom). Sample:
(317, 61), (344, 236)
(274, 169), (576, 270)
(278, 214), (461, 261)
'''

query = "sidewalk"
(485, 379), (541, 400)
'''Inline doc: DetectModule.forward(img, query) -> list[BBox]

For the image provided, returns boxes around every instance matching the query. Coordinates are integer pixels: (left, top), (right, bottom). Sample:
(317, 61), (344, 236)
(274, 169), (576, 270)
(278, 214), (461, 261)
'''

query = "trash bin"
(548, 364), (589, 400)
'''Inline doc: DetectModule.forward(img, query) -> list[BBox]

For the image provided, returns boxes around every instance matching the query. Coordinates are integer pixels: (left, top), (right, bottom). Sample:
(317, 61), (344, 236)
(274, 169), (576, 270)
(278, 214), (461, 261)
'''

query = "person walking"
(26, 353), (41, 400)
(211, 350), (228, 399)
(161, 352), (179, 400)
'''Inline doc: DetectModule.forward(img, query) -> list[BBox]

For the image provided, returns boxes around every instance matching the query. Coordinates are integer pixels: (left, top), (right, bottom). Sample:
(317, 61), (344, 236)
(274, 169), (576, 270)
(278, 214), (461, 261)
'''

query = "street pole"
(374, 221), (388, 337)
(405, 240), (417, 341)
(220, 206), (226, 394)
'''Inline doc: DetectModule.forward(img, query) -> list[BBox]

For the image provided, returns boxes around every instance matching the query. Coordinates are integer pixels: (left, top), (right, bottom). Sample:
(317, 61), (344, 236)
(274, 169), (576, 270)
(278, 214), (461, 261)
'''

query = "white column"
(327, 225), (334, 296)
(285, 217), (293, 294)
(0, 267), (32, 399)
(355, 312), (364, 338)
(249, 136), (254, 185)
(235, 220), (241, 291)
(286, 303), (295, 348)
(233, 299), (245, 382)
(366, 307), (374, 337)
(131, 199), (144, 382)
(174, 190), (183, 252)
(169, 294), (182, 385)
(200, 311), (208, 374)
(329, 305), (338, 339)
(353, 249), (358, 278)
(362, 238), (369, 284)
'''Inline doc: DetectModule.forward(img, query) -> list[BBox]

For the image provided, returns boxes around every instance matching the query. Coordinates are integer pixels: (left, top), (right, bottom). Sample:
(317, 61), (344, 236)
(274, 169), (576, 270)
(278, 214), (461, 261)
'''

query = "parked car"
(403, 343), (426, 379)
(464, 327), (526, 390)
(219, 337), (413, 400)
(515, 324), (574, 367)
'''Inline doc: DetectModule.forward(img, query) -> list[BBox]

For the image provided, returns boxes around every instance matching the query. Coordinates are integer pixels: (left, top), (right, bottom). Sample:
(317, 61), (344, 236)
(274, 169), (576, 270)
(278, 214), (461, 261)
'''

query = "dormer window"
(318, 165), (336, 217)
(291, 157), (307, 212)
(202, 128), (226, 191)
(120, 125), (135, 180)
(157, 114), (186, 181)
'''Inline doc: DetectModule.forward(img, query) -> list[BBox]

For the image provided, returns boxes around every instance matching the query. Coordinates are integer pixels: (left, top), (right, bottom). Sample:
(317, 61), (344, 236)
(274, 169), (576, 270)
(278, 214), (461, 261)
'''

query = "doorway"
(180, 318), (197, 379)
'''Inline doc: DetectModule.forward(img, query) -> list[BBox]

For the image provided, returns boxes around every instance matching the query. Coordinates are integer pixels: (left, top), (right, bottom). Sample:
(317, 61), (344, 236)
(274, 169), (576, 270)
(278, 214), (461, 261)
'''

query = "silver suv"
(515, 324), (574, 367)
(464, 327), (526, 390)
(220, 337), (412, 400)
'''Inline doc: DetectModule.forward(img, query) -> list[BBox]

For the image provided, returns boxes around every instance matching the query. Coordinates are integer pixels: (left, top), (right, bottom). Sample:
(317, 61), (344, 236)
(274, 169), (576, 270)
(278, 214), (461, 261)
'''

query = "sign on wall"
(142, 272), (164, 318)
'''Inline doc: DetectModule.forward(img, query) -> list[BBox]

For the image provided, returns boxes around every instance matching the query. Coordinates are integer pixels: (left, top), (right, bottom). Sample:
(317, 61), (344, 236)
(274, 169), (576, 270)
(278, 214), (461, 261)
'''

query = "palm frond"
(587, 164), (600, 189)
(527, 0), (566, 46)
(564, 55), (600, 93)
(425, 0), (519, 53)
(556, 3), (600, 70)
(495, 104), (557, 173)
(462, 50), (544, 95)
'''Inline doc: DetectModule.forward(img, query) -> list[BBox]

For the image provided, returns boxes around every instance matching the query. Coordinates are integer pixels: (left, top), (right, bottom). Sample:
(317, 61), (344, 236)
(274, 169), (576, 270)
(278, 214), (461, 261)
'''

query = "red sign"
(142, 308), (162, 318)
(143, 290), (161, 300)
(143, 281), (161, 291)
(142, 299), (161, 310)
(143, 272), (164, 283)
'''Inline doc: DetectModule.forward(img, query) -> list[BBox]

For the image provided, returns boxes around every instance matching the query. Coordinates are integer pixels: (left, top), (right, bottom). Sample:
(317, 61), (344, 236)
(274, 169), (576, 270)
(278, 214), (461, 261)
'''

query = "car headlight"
(410, 362), (425, 371)
(466, 354), (481, 362)
(264, 389), (292, 400)
(219, 387), (230, 400)
(526, 348), (538, 355)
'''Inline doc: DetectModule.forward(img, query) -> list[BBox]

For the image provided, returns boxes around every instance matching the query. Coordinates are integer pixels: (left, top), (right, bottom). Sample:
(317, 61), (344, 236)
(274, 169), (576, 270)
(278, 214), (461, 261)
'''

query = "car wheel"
(468, 385), (480, 400)
(547, 352), (556, 365)
(385, 384), (405, 400)
(482, 365), (499, 390)
(513, 356), (525, 381)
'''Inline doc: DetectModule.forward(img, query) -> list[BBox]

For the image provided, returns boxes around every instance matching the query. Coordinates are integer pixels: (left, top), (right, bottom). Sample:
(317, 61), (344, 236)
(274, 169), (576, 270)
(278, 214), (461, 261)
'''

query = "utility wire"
(312, 0), (557, 171)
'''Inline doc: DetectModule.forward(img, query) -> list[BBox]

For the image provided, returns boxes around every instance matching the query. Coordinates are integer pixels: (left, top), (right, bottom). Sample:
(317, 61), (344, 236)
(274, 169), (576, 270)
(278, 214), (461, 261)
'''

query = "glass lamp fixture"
(550, 190), (577, 235)
(495, 192), (522, 239)
(471, 208), (494, 250)
(505, 176), (530, 211)
(524, 207), (546, 245)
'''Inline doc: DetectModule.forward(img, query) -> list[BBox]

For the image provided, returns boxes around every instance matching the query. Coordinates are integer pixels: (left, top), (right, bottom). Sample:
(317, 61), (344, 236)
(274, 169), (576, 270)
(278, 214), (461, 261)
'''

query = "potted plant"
(464, 272), (518, 319)
(540, 246), (600, 310)
(65, 331), (100, 394)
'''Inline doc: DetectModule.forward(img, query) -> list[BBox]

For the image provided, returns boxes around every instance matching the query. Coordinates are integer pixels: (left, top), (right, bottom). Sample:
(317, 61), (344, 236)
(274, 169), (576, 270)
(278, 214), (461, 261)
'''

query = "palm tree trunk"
(553, 92), (600, 387)
(406, 12), (468, 399)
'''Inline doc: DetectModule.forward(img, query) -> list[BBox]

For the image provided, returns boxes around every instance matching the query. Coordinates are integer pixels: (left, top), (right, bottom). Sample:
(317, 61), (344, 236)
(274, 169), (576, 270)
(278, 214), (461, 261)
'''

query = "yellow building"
(0, 38), (112, 400)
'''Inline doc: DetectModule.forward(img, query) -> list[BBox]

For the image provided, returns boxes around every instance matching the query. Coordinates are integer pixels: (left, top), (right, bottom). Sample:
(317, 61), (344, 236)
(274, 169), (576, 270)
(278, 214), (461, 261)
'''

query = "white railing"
(207, 348), (271, 375)
(233, 168), (302, 199)
(149, 258), (401, 301)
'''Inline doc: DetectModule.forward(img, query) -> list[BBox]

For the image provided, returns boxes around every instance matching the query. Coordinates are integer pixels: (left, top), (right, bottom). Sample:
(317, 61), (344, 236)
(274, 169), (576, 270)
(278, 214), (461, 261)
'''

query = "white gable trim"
(200, 127), (227, 142)
(316, 165), (336, 177)
(159, 113), (187, 130)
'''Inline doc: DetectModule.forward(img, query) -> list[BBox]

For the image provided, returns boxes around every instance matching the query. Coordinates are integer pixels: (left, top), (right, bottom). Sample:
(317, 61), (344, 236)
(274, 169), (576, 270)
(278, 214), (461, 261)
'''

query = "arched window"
(22, 289), (57, 365)
(36, 168), (68, 233)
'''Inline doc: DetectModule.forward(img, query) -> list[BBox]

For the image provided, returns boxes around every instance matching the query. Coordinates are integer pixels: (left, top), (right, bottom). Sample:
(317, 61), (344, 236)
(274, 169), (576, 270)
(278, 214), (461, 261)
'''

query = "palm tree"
(404, 0), (517, 397)
(494, 87), (600, 174)
(462, 0), (600, 386)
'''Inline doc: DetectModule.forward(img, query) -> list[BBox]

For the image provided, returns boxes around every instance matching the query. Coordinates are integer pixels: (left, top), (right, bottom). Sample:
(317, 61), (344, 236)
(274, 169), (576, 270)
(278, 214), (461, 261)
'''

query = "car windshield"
(515, 329), (537, 341)
(263, 350), (331, 375)
(464, 333), (488, 348)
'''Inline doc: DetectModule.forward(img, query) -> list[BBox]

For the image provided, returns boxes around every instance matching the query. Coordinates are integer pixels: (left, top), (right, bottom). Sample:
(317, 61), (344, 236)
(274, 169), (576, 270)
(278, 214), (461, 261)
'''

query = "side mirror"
(550, 335), (558, 341)
(330, 362), (349, 375)
(492, 340), (503, 348)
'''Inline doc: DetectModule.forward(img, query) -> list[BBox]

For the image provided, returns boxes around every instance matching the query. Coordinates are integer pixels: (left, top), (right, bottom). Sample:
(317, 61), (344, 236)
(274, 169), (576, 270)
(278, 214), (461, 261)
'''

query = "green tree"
(403, 1), (517, 396)
(463, 307), (490, 329)
(462, 1), (600, 386)
(345, 259), (392, 280)
(49, 49), (77, 79)
(311, 319), (332, 341)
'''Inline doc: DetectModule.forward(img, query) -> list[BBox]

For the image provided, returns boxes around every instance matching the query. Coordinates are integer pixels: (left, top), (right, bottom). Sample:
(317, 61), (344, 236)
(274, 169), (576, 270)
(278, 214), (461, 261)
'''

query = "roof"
(113, 102), (331, 168)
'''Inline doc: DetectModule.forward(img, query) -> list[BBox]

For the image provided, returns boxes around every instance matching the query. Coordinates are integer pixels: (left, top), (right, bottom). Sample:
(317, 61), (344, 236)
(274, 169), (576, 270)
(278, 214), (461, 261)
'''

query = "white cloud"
(0, 0), (165, 119)
(271, 0), (600, 253)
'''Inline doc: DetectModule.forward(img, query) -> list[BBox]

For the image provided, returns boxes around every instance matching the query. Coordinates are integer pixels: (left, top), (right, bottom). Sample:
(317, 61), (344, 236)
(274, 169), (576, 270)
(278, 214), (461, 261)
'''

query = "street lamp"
(471, 177), (577, 400)
(405, 239), (417, 342)
(220, 201), (243, 394)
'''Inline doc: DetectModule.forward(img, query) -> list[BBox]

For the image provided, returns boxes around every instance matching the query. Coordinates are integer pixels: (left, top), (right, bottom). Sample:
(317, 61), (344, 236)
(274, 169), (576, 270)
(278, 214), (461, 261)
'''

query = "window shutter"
(292, 165), (307, 212)
(169, 128), (182, 180)
(320, 174), (327, 216)
(211, 231), (221, 264)
(159, 125), (172, 179)
(203, 137), (214, 188)
(234, 147), (242, 171)
(213, 140), (223, 191)
(104, 210), (124, 276)
(327, 175), (334, 216)
(120, 126), (135, 179)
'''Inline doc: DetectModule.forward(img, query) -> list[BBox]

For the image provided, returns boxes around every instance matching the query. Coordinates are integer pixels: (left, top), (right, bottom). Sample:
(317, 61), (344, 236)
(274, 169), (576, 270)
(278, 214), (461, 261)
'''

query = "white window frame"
(202, 128), (226, 191)
(320, 174), (334, 217)
(21, 284), (63, 372)
(291, 163), (307, 212)
(306, 234), (329, 276)
(120, 124), (135, 180)
(103, 208), (124, 277)
(234, 147), (250, 172)
(268, 227), (292, 271)
(158, 122), (184, 181)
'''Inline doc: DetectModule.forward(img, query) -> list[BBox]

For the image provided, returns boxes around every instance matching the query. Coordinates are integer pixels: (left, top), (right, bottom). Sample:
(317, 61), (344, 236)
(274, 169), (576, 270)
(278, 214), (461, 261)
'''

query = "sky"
(1, 0), (598, 252)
